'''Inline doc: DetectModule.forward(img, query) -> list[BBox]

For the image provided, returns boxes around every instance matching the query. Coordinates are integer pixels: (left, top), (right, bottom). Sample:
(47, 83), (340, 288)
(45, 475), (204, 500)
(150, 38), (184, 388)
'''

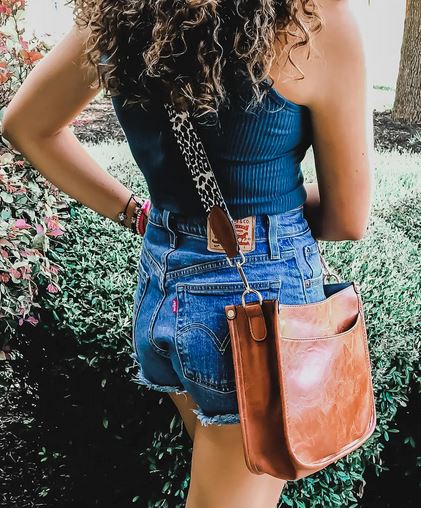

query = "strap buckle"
(226, 251), (264, 308)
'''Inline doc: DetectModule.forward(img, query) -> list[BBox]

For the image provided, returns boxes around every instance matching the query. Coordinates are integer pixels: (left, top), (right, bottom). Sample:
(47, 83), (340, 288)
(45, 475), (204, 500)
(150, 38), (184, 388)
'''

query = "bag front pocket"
(174, 279), (281, 393)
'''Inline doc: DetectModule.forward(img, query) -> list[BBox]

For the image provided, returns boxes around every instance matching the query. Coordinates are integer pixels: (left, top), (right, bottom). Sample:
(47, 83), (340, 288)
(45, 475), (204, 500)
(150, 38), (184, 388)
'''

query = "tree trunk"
(392, 0), (421, 124)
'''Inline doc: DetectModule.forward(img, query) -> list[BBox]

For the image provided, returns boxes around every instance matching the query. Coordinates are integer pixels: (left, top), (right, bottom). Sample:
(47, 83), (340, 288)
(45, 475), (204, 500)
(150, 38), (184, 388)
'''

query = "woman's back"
(111, 77), (312, 219)
(97, 0), (373, 236)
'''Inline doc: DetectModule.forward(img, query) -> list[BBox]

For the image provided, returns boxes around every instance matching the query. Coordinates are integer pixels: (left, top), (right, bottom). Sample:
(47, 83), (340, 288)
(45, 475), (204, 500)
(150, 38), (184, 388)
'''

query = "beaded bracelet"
(117, 193), (150, 235)
(130, 199), (151, 236)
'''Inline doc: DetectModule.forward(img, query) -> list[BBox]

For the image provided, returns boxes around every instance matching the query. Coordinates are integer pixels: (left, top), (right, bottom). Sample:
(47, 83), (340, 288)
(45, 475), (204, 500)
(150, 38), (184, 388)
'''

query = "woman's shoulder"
(271, 0), (366, 109)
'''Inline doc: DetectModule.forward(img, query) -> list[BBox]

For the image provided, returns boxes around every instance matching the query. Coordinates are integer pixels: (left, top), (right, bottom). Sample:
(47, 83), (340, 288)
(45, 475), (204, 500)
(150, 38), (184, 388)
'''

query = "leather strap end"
(244, 302), (267, 342)
(208, 205), (240, 259)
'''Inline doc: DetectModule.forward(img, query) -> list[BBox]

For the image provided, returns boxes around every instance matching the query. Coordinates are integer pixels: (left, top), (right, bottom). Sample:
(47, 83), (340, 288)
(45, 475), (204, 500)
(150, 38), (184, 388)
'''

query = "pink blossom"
(47, 283), (59, 293)
(19, 265), (31, 279)
(47, 227), (64, 238)
(0, 249), (9, 258)
(19, 36), (29, 51)
(46, 264), (60, 274)
(26, 315), (39, 326)
(36, 224), (45, 234)
(44, 215), (59, 230)
(0, 273), (10, 283)
(13, 218), (31, 229)
(8, 268), (21, 279)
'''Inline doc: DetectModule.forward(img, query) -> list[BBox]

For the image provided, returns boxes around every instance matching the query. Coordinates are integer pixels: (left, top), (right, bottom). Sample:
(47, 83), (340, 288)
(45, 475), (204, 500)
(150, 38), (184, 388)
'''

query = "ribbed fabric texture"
(111, 81), (312, 219)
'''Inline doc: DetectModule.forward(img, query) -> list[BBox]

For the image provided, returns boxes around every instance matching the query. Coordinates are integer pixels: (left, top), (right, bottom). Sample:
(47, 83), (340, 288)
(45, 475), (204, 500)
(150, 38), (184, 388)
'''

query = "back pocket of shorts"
(174, 279), (281, 393)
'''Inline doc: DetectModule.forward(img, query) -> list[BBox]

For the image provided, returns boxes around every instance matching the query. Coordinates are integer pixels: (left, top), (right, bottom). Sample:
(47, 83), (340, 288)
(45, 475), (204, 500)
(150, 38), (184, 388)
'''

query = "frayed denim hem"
(130, 352), (187, 395)
(192, 407), (241, 426)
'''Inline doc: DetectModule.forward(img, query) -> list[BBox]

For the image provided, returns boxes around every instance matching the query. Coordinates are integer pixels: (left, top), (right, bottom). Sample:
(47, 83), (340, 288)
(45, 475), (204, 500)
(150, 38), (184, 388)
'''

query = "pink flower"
(19, 265), (31, 279)
(47, 283), (59, 293)
(47, 227), (64, 238)
(0, 248), (8, 258)
(26, 315), (39, 326)
(36, 224), (45, 234)
(6, 184), (18, 193)
(8, 268), (21, 278)
(44, 215), (59, 230)
(46, 264), (60, 274)
(13, 218), (31, 229)
(0, 273), (10, 283)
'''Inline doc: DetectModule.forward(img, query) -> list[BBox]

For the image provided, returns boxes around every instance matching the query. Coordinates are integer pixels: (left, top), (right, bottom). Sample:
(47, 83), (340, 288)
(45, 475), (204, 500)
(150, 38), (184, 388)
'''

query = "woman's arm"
(1, 24), (141, 228)
(302, 0), (375, 241)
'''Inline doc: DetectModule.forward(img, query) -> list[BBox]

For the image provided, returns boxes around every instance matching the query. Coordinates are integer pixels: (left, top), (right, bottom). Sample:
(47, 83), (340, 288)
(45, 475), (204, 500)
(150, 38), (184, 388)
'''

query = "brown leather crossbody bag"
(165, 103), (377, 481)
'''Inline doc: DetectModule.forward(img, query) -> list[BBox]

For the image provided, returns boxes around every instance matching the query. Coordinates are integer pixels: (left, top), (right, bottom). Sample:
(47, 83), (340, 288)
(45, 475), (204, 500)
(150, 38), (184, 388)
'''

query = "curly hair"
(70, 0), (322, 120)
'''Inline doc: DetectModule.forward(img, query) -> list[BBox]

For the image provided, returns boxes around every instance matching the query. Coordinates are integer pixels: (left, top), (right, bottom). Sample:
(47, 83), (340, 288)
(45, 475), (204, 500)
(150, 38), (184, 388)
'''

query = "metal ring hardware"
(242, 288), (264, 308)
(226, 249), (265, 308)
(318, 242), (342, 283)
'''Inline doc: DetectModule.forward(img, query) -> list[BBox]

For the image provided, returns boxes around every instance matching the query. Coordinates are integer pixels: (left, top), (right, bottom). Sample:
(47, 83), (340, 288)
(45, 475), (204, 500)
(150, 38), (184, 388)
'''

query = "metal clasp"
(226, 251), (264, 308)
(317, 242), (342, 284)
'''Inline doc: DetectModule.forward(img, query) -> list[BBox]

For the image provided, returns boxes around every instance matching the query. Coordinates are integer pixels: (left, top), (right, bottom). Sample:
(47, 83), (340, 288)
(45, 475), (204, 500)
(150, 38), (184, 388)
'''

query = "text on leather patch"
(207, 215), (256, 252)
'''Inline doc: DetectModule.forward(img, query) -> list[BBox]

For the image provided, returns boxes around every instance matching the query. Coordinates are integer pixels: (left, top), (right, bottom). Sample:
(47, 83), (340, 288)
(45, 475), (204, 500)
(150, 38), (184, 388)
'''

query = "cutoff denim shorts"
(130, 203), (326, 426)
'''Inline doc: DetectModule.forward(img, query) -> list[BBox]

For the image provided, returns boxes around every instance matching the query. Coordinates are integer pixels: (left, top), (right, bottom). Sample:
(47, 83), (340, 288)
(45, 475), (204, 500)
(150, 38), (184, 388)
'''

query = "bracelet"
(131, 198), (151, 235)
(117, 192), (143, 227)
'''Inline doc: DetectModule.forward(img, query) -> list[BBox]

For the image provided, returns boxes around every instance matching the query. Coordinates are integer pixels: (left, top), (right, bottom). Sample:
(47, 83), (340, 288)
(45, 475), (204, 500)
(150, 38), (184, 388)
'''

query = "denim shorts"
(130, 203), (326, 426)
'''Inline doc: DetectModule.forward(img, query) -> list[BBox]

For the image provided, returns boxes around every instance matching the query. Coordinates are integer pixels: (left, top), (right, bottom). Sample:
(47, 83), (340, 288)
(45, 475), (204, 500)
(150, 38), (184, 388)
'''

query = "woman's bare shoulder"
(307, 0), (367, 101)
(270, 0), (366, 108)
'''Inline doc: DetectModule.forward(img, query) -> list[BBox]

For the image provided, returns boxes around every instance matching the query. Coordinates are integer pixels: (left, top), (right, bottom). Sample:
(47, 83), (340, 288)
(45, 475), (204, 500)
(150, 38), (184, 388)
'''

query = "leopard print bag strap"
(164, 103), (242, 259)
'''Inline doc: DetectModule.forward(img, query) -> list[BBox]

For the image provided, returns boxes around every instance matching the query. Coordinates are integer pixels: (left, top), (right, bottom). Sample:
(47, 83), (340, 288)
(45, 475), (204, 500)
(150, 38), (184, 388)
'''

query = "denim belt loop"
(267, 214), (280, 260)
(162, 209), (178, 249)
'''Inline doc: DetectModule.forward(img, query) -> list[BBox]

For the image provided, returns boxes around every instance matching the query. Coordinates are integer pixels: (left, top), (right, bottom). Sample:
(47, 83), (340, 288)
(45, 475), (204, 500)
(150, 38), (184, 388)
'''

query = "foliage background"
(1, 1), (420, 507)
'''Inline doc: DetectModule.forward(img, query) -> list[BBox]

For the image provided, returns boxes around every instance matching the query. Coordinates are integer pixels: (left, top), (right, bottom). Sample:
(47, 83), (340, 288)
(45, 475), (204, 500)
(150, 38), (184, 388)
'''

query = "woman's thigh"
(186, 422), (287, 508)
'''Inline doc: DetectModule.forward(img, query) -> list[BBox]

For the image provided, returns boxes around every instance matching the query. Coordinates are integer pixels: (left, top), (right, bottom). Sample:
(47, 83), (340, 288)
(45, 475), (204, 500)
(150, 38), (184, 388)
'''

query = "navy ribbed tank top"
(110, 78), (312, 220)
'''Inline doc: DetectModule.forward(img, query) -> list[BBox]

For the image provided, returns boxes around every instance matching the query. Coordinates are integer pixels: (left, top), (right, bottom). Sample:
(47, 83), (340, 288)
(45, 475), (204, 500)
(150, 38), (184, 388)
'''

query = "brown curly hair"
(70, 0), (322, 119)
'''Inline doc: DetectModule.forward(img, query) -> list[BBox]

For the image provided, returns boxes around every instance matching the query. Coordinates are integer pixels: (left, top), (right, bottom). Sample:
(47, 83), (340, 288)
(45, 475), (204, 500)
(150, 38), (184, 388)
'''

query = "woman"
(2, 0), (373, 506)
